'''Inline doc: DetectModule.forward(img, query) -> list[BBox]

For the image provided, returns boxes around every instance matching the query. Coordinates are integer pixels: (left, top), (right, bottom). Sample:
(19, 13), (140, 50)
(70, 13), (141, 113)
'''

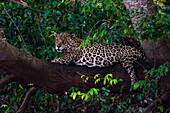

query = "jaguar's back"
(52, 32), (144, 85)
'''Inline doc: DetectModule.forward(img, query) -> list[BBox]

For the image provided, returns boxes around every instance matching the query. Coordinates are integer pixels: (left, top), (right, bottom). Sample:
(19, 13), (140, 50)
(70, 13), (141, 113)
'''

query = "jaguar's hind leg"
(121, 61), (138, 86)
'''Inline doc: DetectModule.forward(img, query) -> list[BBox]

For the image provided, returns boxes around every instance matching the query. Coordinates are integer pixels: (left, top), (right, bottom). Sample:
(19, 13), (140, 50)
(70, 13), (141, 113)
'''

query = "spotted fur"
(52, 32), (144, 85)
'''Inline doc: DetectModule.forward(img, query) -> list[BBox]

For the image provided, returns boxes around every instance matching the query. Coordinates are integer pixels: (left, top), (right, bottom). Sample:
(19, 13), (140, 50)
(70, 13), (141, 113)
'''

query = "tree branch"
(0, 39), (169, 112)
(0, 0), (28, 7)
(17, 87), (39, 113)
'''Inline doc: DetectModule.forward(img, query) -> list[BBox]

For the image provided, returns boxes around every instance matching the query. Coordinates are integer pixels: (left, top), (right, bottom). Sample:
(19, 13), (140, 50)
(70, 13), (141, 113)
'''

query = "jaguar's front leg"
(51, 57), (65, 64)
(121, 61), (138, 86)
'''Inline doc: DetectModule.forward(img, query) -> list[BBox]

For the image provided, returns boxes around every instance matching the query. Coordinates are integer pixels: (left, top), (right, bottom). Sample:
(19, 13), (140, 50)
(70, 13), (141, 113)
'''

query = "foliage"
(0, 77), (59, 112)
(64, 62), (169, 112)
(132, 62), (169, 97)
(136, 10), (170, 43)
(69, 73), (123, 101)
(81, 73), (123, 85)
(0, 0), (170, 112)
(64, 73), (126, 112)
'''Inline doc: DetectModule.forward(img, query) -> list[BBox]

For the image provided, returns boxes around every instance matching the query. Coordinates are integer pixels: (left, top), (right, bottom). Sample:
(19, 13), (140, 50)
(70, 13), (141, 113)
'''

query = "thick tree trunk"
(123, 0), (170, 65)
(0, 39), (147, 93)
(123, 0), (170, 112)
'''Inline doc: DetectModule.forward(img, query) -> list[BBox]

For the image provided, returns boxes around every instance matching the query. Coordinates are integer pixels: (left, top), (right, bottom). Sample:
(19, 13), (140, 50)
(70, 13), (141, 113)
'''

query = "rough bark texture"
(0, 39), (147, 93)
(123, 0), (170, 112)
(123, 0), (170, 65)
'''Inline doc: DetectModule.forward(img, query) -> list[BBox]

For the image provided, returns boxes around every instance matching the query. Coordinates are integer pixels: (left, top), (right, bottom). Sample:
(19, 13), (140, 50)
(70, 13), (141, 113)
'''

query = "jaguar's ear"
(70, 34), (75, 39)
(54, 32), (58, 38)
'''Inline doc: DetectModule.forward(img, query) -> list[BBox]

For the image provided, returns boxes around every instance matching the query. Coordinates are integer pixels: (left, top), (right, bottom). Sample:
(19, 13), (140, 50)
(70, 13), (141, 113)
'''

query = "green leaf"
(137, 94), (142, 100)
(85, 77), (89, 82)
(45, 10), (50, 17)
(9, 2), (13, 7)
(160, 70), (164, 76)
(39, 107), (44, 111)
(19, 84), (23, 90)
(124, 29), (128, 34)
(118, 79), (123, 82)
(81, 94), (85, 100)
(93, 33), (97, 39)
(157, 105), (163, 112)
(81, 7), (85, 14)
(103, 79), (106, 85)
(133, 82), (140, 90)
(143, 70), (148, 73)
(89, 89), (93, 95)
(150, 68), (154, 76)
(95, 78), (100, 84)
(1, 3), (4, 6)
(93, 88), (99, 95)
(107, 74), (113, 78)
(77, 91), (81, 95)
(110, 80), (113, 86)
(18, 35), (21, 42)
(1, 104), (8, 108)
(14, 41), (18, 46)
(139, 80), (145, 88)
(72, 92), (77, 100)
(120, 86), (124, 93)
(46, 27), (51, 30)
(94, 74), (100, 79)
(74, 87), (79, 91)
(83, 41), (86, 49)
(81, 75), (85, 78)
(165, 66), (168, 72)
(113, 79), (118, 85)
(101, 31), (104, 37)
(84, 94), (89, 101)
(28, 83), (34, 86)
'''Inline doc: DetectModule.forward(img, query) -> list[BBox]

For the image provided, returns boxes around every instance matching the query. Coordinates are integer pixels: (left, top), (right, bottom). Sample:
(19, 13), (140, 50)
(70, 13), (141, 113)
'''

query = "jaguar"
(52, 32), (144, 85)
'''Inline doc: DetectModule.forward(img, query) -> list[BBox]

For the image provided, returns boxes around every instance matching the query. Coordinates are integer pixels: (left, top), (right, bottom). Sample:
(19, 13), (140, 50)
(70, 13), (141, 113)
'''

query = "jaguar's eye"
(62, 38), (66, 43)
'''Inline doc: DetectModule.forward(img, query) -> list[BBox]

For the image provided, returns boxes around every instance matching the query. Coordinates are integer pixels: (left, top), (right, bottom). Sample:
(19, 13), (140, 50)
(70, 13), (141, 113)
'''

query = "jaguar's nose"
(56, 45), (60, 50)
(56, 45), (62, 52)
(56, 45), (61, 49)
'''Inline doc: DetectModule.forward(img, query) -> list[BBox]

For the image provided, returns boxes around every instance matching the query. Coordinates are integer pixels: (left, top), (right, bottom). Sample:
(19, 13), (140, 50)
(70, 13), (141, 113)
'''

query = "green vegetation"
(0, 0), (169, 112)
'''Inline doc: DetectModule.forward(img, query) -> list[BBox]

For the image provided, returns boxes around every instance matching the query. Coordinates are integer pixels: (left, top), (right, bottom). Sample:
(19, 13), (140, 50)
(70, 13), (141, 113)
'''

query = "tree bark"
(0, 39), (147, 94)
(17, 87), (39, 113)
(123, 0), (170, 65)
(123, 0), (170, 112)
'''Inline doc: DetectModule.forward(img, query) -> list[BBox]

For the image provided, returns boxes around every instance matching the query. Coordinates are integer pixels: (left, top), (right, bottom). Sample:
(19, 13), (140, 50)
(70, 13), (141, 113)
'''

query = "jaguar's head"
(54, 32), (83, 52)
